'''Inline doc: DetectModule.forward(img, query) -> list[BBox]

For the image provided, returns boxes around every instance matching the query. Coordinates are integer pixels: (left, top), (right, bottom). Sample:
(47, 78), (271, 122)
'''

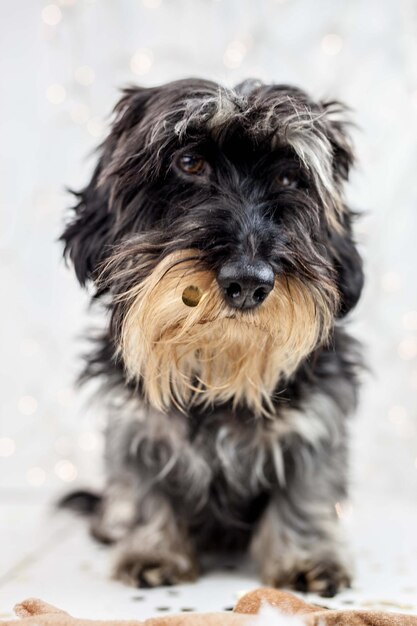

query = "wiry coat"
(61, 78), (363, 597)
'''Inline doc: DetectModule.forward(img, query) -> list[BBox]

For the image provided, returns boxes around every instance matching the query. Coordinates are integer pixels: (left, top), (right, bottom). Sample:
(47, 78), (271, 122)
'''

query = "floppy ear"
(319, 101), (363, 317)
(61, 88), (151, 286)
(330, 217), (364, 317)
(61, 162), (113, 286)
(320, 100), (355, 184)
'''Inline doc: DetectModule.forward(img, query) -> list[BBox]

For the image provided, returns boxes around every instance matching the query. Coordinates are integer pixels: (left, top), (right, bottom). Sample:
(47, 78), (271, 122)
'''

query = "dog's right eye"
(176, 154), (207, 176)
(277, 169), (300, 189)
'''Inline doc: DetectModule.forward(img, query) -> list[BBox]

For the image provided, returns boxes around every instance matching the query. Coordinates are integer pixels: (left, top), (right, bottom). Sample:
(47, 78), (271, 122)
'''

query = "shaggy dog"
(61, 78), (363, 597)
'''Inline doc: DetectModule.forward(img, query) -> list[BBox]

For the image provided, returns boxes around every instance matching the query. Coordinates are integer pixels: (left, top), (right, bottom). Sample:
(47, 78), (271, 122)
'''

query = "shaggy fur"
(61, 78), (363, 597)
(103, 248), (337, 415)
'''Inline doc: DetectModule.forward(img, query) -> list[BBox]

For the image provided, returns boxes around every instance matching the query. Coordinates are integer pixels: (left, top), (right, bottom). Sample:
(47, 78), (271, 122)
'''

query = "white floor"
(1, 497), (417, 621)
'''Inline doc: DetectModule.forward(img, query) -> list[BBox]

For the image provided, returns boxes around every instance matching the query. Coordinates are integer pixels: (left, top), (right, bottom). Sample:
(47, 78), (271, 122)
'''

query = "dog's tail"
(57, 489), (102, 516)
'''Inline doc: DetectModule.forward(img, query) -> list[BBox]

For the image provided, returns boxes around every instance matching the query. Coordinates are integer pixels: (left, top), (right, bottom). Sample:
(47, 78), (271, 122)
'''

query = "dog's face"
(62, 78), (363, 414)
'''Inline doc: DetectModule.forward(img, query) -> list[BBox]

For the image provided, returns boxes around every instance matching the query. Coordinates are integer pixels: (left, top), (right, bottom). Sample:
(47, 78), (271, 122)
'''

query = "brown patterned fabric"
(234, 588), (417, 625)
(3, 588), (416, 626)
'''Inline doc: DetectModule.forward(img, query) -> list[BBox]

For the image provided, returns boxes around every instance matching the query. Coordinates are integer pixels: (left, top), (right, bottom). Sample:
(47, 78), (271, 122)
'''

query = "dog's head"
(62, 78), (363, 414)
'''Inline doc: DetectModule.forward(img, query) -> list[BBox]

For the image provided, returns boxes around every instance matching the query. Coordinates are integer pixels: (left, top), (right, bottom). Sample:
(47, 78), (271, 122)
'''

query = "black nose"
(217, 259), (275, 310)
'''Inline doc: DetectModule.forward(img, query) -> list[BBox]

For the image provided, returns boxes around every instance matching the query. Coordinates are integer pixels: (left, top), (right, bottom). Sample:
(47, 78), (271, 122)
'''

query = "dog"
(60, 78), (363, 597)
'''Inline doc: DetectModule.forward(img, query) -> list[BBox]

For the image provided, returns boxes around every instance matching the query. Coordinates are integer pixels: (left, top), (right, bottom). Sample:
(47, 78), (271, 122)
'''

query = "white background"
(1, 0), (416, 528)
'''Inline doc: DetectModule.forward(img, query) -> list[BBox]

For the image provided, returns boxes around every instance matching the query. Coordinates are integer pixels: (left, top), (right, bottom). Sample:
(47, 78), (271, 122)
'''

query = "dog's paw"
(291, 561), (352, 597)
(262, 559), (352, 598)
(113, 550), (199, 588)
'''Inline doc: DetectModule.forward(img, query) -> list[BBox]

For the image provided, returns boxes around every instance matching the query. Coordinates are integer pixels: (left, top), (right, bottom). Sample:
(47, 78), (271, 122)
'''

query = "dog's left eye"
(176, 154), (207, 176)
(277, 170), (299, 189)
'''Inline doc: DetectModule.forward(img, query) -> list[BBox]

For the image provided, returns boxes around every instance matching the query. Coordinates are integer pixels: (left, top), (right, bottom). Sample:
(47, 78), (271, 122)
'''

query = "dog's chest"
(189, 410), (287, 496)
(176, 413), (285, 544)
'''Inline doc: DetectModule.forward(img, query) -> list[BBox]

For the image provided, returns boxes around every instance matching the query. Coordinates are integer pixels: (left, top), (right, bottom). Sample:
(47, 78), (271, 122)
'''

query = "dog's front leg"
(113, 487), (199, 587)
(250, 444), (352, 597)
(108, 409), (211, 587)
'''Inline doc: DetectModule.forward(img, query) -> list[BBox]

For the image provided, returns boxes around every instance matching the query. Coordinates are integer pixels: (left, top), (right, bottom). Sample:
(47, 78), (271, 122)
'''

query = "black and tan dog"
(61, 78), (363, 596)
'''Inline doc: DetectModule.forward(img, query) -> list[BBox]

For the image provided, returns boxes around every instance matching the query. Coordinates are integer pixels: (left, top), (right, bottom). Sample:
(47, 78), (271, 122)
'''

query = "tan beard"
(116, 250), (338, 416)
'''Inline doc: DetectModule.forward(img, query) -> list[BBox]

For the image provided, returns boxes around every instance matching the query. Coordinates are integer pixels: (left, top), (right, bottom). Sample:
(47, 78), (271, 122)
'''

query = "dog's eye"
(277, 170), (299, 189)
(177, 154), (207, 176)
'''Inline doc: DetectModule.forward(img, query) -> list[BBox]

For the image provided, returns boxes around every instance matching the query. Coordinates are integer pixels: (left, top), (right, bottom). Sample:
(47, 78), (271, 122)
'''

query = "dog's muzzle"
(216, 258), (274, 310)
